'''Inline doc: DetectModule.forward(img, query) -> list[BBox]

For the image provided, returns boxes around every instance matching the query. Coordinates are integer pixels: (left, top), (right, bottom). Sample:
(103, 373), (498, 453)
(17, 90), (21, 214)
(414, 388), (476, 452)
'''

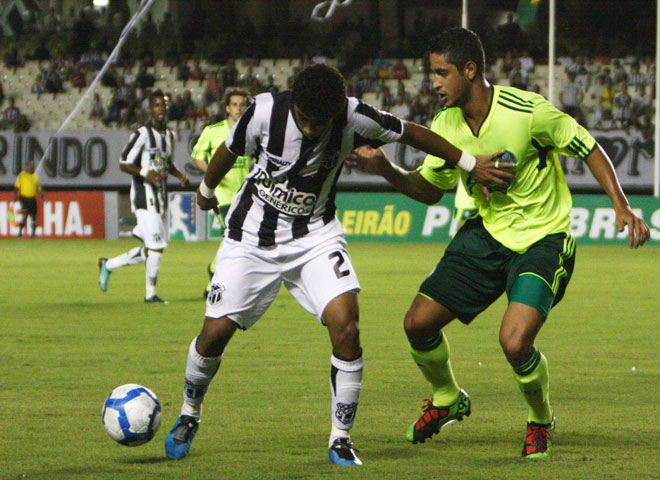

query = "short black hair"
(427, 27), (485, 77)
(149, 89), (165, 106)
(223, 88), (249, 107)
(292, 64), (346, 120)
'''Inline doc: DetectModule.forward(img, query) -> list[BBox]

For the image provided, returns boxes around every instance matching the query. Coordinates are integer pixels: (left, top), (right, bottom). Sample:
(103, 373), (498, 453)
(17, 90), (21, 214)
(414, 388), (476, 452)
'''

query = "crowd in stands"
(0, 7), (656, 141)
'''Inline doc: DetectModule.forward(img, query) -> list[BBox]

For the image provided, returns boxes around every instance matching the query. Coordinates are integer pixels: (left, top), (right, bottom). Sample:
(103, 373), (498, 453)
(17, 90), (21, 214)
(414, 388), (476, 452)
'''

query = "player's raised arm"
(400, 121), (512, 187)
(197, 142), (237, 213)
(584, 144), (650, 248)
(347, 146), (444, 205)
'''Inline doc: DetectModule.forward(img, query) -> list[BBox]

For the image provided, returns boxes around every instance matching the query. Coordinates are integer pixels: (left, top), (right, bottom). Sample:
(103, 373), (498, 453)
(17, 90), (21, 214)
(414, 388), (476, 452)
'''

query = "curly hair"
(292, 64), (346, 120)
(427, 27), (485, 77)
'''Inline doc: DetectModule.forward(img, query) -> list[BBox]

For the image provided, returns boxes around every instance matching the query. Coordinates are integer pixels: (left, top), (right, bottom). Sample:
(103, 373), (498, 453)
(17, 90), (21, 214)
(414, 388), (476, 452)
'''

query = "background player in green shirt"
(348, 28), (650, 459)
(192, 89), (253, 298)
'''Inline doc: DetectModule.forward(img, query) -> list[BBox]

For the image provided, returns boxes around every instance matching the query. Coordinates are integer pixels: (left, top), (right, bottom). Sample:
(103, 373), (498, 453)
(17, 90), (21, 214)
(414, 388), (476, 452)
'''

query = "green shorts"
(420, 217), (576, 323)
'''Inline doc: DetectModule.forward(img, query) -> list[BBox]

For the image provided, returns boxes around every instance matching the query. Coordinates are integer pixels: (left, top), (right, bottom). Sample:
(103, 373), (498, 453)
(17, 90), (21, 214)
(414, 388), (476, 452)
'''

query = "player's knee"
(198, 317), (237, 357)
(403, 309), (433, 339)
(499, 333), (532, 364)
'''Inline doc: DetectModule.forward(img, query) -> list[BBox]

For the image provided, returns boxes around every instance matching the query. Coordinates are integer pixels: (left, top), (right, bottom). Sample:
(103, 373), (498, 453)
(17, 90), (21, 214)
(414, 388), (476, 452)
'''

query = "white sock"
(145, 250), (162, 298)
(181, 336), (222, 419)
(106, 246), (146, 271)
(329, 354), (363, 446)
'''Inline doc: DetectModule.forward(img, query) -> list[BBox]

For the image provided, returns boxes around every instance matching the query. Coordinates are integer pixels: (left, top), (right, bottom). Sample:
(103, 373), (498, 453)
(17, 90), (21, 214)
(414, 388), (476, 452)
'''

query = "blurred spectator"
(635, 113), (654, 140)
(70, 68), (87, 92)
(177, 61), (191, 86)
(611, 59), (627, 85)
(183, 90), (197, 130)
(628, 63), (645, 88)
(31, 74), (47, 98)
(598, 77), (616, 119)
(391, 59), (408, 80)
(89, 93), (105, 123)
(519, 49), (535, 75)
(396, 80), (411, 103)
(169, 94), (186, 128)
(379, 86), (395, 110)
(2, 98), (21, 130)
(0, 79), (4, 108)
(4, 47), (23, 72)
(501, 51), (514, 76)
(560, 71), (584, 118)
(32, 41), (51, 62)
(103, 98), (122, 127)
(632, 84), (652, 117)
(508, 59), (527, 90)
(101, 67), (119, 88)
(389, 95), (411, 120)
(189, 60), (205, 85)
(139, 12), (158, 42)
(204, 71), (223, 106)
(136, 65), (155, 89)
(614, 84), (633, 128)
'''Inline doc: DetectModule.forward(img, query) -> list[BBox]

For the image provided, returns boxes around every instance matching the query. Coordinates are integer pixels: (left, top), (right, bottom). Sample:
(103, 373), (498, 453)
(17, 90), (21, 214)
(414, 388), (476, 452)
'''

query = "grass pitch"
(1, 239), (658, 480)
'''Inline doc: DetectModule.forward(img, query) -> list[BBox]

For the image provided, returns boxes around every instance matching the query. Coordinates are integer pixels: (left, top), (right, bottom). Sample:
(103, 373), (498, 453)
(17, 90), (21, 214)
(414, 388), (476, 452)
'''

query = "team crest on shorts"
(207, 284), (226, 305)
(335, 402), (358, 425)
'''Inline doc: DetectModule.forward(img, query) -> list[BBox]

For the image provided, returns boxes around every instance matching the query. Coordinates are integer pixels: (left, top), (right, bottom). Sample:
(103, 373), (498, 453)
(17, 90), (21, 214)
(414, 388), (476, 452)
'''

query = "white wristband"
(199, 180), (216, 199)
(456, 152), (477, 173)
(139, 168), (148, 178)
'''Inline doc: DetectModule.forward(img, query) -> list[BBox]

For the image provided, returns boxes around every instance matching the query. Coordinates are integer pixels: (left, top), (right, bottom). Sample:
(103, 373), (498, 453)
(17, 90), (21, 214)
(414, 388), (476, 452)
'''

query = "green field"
(2, 239), (658, 480)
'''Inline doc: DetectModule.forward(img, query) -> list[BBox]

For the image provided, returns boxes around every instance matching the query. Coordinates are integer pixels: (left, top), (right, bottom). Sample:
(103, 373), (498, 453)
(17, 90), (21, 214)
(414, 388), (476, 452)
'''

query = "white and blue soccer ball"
(102, 384), (162, 446)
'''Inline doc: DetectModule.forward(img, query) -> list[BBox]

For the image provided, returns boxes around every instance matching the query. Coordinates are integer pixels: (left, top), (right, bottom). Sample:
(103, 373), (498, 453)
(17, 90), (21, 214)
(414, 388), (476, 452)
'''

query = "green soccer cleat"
(522, 416), (555, 459)
(97, 257), (110, 292)
(406, 389), (471, 444)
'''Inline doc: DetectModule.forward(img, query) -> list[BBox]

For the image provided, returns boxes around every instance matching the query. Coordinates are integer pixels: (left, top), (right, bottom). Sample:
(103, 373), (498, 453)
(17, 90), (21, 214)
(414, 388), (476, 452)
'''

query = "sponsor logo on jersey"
(266, 155), (291, 168)
(335, 402), (358, 425)
(253, 169), (317, 216)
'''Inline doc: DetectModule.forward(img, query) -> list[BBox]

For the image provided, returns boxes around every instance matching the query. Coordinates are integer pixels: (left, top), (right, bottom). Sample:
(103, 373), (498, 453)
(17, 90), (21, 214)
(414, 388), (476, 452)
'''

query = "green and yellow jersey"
(15, 171), (42, 198)
(192, 120), (252, 206)
(419, 85), (596, 253)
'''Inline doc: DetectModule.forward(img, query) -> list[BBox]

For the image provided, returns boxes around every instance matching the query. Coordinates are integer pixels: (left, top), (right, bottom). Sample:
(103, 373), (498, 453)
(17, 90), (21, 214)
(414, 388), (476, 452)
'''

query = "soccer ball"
(102, 384), (163, 446)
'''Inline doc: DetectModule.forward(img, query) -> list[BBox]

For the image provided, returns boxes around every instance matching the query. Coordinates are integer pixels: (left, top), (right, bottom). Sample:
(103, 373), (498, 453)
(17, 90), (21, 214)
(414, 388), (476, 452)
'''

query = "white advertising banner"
(0, 129), (654, 190)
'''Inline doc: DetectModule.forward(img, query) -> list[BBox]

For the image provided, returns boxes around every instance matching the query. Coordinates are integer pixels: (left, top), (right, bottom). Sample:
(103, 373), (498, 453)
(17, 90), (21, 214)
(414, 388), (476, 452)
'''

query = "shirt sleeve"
(531, 97), (597, 159)
(416, 114), (460, 191)
(352, 101), (404, 147)
(14, 173), (21, 189)
(225, 102), (259, 157)
(120, 129), (146, 166)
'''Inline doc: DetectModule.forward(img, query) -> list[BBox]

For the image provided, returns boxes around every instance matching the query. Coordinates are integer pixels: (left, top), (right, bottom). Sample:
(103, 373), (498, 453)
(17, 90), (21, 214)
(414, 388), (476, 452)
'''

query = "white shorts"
(205, 219), (360, 329)
(133, 209), (168, 250)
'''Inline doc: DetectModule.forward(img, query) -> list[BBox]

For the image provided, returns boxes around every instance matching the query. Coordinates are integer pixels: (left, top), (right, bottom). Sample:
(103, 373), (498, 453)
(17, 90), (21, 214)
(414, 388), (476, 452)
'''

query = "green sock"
(511, 348), (553, 424)
(408, 333), (460, 406)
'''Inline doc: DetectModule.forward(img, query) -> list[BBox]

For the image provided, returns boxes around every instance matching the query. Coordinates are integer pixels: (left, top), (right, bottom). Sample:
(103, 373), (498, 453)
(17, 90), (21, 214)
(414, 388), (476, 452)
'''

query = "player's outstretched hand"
(345, 146), (389, 176)
(196, 187), (220, 214)
(615, 206), (651, 248)
(180, 175), (190, 187)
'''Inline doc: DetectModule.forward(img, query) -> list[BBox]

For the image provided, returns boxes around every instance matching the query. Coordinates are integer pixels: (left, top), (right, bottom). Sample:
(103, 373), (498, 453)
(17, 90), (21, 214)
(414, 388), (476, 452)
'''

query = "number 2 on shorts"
(329, 251), (350, 279)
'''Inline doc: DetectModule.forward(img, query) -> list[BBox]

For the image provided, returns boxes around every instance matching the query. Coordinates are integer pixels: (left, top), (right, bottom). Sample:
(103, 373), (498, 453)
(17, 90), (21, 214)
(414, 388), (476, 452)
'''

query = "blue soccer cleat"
(165, 415), (199, 459)
(97, 257), (110, 292)
(328, 438), (362, 466)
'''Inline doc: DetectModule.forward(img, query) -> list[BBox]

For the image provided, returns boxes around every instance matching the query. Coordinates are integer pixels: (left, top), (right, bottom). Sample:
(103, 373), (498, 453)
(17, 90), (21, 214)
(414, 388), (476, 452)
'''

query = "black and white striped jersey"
(223, 91), (404, 247)
(120, 121), (176, 214)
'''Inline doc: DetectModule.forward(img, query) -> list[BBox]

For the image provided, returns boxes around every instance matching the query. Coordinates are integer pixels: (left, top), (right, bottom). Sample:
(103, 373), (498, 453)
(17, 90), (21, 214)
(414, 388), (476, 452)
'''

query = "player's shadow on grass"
(120, 456), (171, 464)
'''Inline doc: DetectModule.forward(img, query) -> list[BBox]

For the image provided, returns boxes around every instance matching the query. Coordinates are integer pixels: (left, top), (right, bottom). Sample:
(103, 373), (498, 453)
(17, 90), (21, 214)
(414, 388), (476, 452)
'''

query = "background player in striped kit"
(347, 28), (650, 459)
(191, 89), (254, 298)
(98, 89), (189, 303)
(164, 63), (510, 465)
